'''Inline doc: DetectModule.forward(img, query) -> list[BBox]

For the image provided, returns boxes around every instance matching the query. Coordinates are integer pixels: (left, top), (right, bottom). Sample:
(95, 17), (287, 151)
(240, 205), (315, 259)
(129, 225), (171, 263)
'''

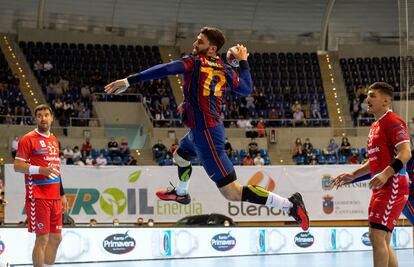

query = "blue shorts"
(402, 191), (414, 226)
(178, 124), (235, 187)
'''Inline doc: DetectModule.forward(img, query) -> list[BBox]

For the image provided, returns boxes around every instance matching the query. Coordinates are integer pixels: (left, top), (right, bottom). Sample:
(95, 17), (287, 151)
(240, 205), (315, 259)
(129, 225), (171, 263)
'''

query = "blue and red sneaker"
(288, 192), (310, 231)
(156, 183), (191, 205)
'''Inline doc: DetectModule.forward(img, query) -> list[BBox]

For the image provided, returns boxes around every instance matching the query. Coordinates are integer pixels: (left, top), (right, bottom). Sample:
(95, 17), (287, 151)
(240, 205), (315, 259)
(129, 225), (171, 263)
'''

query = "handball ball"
(226, 48), (239, 68)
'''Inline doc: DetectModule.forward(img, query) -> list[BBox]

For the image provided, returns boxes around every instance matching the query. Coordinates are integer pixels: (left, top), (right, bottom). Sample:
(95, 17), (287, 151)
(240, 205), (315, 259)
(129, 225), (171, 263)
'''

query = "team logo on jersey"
(37, 223), (44, 230)
(321, 175), (332, 190)
(39, 140), (46, 148)
(323, 195), (334, 214)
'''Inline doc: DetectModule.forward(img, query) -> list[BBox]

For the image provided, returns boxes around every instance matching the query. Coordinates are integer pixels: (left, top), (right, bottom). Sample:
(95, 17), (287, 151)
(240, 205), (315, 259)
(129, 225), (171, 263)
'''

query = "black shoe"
(288, 192), (309, 231)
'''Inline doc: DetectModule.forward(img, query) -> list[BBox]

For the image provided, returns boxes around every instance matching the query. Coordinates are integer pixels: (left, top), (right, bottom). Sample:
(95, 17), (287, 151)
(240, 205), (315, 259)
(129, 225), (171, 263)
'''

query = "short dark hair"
(34, 104), (53, 116)
(200, 27), (225, 52)
(368, 82), (394, 98)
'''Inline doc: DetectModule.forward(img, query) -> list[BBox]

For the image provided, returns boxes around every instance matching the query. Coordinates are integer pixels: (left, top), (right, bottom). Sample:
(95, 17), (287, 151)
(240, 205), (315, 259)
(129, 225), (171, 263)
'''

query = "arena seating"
(19, 41), (180, 126)
(0, 49), (32, 125)
(221, 52), (329, 127)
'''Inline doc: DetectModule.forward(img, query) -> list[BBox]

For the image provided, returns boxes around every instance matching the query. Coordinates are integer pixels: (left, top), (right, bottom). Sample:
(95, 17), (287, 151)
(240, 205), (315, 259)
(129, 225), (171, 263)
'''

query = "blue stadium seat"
(296, 155), (305, 165)
(317, 155), (326, 164)
(239, 150), (247, 158)
(327, 155), (337, 164)
(338, 155), (347, 164)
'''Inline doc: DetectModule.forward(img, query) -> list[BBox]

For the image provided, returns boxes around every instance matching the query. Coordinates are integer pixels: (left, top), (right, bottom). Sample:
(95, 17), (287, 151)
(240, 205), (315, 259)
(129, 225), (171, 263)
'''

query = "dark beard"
(192, 47), (209, 56)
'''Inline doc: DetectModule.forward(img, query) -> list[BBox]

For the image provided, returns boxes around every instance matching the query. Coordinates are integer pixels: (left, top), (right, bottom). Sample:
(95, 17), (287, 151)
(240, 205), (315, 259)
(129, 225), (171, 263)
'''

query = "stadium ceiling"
(0, 0), (400, 43)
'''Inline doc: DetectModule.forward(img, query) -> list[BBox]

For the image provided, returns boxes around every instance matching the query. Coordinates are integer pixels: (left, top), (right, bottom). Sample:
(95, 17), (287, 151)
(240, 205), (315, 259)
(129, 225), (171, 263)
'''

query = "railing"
(0, 115), (34, 125)
(150, 118), (332, 128)
(92, 93), (143, 102)
(0, 115), (102, 128)
(68, 117), (101, 128)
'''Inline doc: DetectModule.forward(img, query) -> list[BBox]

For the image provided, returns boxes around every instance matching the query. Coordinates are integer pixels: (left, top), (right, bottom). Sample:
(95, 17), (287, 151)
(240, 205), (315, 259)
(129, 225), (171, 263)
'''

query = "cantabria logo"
(99, 188), (127, 216)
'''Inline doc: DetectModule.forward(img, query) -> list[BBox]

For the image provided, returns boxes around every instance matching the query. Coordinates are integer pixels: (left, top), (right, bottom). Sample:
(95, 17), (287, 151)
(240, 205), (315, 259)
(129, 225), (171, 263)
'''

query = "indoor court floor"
(15, 249), (414, 267)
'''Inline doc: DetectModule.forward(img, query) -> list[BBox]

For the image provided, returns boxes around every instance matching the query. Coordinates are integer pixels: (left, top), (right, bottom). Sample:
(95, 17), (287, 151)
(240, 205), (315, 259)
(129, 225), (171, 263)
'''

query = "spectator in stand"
(268, 108), (279, 126)
(11, 135), (18, 158)
(78, 107), (91, 126)
(303, 138), (313, 156)
(254, 153), (265, 166)
(347, 151), (360, 164)
(242, 154), (254, 166)
(292, 109), (307, 127)
(351, 97), (360, 126)
(292, 138), (303, 159)
(112, 219), (120, 227)
(88, 118), (99, 127)
(310, 99), (322, 120)
(108, 137), (120, 157)
(161, 154), (173, 166)
(85, 155), (94, 166)
(147, 219), (155, 227)
(59, 153), (66, 165)
(225, 138), (233, 158)
(91, 69), (103, 86)
(43, 60), (53, 72)
(245, 95), (255, 109)
(359, 98), (369, 120)
(248, 138), (259, 158)
(89, 218), (97, 227)
(152, 140), (167, 160)
(237, 116), (255, 138)
(291, 101), (302, 113)
(33, 60), (43, 75)
(81, 138), (92, 157)
(119, 138), (130, 158)
(309, 154), (319, 165)
(256, 118), (266, 137)
(72, 146), (82, 165)
(80, 84), (91, 100)
(127, 155), (137, 166)
(96, 153), (107, 166)
(135, 217), (144, 227)
(340, 137), (352, 157)
(361, 152), (369, 164)
(325, 138), (339, 156)
(53, 98), (64, 120)
(63, 145), (74, 165)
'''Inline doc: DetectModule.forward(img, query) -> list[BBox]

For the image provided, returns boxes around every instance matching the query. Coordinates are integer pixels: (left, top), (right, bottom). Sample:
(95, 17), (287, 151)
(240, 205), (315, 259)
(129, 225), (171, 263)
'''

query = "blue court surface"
(16, 249), (414, 267)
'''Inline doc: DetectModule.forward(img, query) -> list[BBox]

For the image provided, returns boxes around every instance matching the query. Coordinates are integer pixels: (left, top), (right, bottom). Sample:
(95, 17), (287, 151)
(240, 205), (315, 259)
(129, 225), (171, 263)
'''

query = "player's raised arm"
(104, 60), (189, 95)
(230, 44), (253, 96)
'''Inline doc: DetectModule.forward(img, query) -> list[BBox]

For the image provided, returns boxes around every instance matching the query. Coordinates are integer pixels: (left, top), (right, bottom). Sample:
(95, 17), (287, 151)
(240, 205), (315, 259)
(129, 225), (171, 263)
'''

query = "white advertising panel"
(3, 164), (397, 223)
(0, 227), (412, 265)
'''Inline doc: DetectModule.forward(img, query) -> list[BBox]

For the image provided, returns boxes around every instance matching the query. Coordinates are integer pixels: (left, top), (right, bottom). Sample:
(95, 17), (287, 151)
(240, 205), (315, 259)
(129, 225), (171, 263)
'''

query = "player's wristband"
(28, 165), (40, 175)
(60, 180), (65, 196)
(127, 74), (140, 86)
(239, 60), (249, 70)
(389, 158), (403, 174)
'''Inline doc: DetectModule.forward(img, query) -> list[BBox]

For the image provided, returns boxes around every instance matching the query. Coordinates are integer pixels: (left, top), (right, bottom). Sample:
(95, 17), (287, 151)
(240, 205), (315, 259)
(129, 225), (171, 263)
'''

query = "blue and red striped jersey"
(181, 54), (242, 129)
(126, 53), (252, 130)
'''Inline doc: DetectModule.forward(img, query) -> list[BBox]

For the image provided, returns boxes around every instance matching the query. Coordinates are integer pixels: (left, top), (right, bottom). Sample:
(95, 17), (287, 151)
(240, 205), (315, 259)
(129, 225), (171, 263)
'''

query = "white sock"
(176, 180), (189, 196)
(265, 192), (293, 212)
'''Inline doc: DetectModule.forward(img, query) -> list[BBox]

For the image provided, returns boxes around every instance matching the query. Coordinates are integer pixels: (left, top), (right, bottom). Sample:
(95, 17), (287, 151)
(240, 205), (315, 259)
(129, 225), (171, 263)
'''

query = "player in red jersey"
(330, 82), (411, 267)
(14, 104), (68, 267)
